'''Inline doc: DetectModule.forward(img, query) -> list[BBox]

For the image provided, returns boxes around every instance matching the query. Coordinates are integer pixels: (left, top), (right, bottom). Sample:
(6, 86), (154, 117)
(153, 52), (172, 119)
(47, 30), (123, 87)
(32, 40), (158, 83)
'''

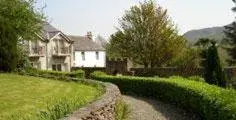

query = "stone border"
(65, 80), (121, 120)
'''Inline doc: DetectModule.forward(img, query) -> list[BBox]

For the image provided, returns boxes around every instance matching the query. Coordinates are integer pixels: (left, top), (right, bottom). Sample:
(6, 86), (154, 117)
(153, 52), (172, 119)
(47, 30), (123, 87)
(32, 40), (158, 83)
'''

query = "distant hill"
(184, 26), (226, 43)
(184, 26), (231, 66)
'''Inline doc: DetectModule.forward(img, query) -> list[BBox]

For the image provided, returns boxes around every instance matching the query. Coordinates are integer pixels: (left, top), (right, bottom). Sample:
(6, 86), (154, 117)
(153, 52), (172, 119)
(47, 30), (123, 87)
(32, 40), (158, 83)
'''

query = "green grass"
(115, 100), (130, 120)
(0, 74), (103, 120)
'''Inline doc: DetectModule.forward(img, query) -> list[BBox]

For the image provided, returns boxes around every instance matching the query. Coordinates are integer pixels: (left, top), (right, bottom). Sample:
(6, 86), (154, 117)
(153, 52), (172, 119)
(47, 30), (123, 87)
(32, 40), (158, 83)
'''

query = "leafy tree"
(16, 41), (30, 70)
(95, 35), (107, 48)
(204, 41), (227, 87)
(106, 0), (186, 68)
(169, 47), (200, 69)
(0, 0), (44, 72)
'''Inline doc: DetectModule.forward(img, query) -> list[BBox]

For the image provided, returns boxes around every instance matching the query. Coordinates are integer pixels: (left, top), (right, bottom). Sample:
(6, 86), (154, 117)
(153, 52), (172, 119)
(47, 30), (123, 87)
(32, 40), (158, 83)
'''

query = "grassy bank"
(0, 74), (103, 120)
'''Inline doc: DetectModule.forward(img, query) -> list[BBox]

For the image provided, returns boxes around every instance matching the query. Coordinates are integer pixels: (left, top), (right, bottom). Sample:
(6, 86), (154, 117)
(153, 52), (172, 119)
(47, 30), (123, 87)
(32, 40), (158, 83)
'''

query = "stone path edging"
(65, 80), (121, 120)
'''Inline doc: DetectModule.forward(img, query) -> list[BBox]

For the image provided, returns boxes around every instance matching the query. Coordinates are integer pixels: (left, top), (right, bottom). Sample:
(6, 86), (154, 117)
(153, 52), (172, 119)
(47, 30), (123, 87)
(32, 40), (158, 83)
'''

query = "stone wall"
(65, 81), (121, 120)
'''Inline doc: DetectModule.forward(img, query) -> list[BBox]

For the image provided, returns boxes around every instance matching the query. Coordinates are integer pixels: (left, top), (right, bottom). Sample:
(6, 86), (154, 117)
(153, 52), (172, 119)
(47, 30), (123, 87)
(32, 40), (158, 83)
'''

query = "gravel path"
(123, 95), (199, 120)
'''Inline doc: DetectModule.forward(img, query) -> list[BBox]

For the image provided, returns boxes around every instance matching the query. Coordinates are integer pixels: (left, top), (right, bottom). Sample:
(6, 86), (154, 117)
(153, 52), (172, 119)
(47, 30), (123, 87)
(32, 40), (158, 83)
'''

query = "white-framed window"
(96, 51), (99, 60)
(81, 52), (85, 61)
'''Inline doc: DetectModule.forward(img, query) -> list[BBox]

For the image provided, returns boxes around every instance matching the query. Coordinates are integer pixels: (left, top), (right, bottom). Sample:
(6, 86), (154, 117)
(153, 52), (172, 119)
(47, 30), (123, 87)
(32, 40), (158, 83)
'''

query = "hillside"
(183, 26), (226, 43)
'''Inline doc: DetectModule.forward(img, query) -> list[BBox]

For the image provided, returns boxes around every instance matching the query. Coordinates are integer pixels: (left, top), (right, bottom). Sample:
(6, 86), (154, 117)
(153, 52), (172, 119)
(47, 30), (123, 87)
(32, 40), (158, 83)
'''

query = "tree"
(223, 0), (236, 65)
(194, 38), (216, 67)
(0, 0), (44, 72)
(204, 41), (227, 87)
(106, 0), (186, 68)
(95, 35), (107, 48)
(169, 47), (200, 69)
(232, 0), (236, 11)
(16, 41), (30, 70)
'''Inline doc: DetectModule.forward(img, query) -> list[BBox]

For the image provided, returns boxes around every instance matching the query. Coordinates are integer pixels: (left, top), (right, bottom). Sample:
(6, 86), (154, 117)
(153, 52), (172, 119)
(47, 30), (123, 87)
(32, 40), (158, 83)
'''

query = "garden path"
(123, 95), (199, 120)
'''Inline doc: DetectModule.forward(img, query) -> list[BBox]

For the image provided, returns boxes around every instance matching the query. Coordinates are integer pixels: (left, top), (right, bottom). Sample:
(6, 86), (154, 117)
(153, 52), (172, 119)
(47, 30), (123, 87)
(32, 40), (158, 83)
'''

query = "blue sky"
(38, 0), (235, 38)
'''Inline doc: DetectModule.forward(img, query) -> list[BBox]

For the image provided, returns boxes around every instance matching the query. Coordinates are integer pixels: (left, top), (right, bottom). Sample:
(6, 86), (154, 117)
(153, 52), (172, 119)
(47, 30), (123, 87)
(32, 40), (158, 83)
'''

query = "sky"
(37, 0), (235, 39)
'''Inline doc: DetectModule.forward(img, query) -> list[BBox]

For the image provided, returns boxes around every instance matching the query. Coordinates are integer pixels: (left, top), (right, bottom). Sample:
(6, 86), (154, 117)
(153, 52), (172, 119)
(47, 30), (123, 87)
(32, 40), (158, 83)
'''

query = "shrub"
(19, 68), (85, 80)
(91, 71), (236, 120)
(70, 70), (85, 79)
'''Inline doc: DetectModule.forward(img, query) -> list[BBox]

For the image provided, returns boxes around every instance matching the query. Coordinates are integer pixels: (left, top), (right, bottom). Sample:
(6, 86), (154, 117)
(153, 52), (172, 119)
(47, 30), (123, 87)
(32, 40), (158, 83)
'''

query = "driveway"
(123, 95), (199, 120)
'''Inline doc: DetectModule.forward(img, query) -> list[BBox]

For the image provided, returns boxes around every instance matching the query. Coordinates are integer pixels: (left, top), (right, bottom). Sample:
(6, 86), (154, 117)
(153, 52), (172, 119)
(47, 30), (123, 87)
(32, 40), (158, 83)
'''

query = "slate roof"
(69, 35), (105, 51)
(40, 22), (60, 40)
(37, 22), (71, 42)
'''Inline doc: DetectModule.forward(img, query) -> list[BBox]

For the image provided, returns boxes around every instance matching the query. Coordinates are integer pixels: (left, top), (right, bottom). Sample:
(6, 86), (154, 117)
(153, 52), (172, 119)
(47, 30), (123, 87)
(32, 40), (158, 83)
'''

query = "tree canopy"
(223, 0), (236, 65)
(0, 0), (44, 72)
(106, 0), (186, 68)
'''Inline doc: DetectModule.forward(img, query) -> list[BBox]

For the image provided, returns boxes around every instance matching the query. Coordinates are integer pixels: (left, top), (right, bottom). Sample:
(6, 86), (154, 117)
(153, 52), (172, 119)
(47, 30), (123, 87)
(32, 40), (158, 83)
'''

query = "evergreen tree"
(205, 41), (227, 88)
(224, 0), (236, 65)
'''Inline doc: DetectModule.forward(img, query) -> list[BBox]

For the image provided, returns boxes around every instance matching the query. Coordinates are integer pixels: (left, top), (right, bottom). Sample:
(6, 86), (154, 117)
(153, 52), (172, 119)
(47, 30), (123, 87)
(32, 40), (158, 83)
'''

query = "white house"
(69, 33), (106, 68)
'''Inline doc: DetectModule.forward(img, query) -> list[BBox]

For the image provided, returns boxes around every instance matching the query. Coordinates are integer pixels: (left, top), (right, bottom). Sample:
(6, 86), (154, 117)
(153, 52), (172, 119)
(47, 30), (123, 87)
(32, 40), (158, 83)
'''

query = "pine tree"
(205, 41), (227, 88)
(224, 0), (236, 65)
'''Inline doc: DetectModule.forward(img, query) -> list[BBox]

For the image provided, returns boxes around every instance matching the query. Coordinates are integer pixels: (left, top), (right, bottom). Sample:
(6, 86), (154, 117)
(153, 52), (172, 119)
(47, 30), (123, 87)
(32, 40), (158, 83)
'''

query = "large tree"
(224, 0), (236, 65)
(106, 0), (186, 68)
(0, 0), (44, 72)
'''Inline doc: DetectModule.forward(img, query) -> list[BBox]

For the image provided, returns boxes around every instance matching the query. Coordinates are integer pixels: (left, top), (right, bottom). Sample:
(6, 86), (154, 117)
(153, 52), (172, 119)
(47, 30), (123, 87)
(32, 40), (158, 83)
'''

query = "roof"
(69, 35), (105, 51)
(37, 22), (72, 42)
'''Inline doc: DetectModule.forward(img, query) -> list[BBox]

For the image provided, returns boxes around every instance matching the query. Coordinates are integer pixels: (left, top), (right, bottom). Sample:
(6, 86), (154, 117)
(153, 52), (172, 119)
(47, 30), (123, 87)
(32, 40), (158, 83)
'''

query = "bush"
(70, 70), (85, 79)
(18, 68), (85, 80)
(91, 71), (236, 120)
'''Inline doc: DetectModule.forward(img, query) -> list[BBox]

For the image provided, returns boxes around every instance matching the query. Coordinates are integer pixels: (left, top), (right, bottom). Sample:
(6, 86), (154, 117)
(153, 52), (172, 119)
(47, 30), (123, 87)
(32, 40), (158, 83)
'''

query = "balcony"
(52, 47), (70, 57)
(29, 47), (44, 57)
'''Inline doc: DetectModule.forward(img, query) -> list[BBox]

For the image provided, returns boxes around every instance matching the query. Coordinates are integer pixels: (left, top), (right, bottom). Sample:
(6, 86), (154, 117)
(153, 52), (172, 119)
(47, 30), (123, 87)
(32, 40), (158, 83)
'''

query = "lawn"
(0, 74), (104, 120)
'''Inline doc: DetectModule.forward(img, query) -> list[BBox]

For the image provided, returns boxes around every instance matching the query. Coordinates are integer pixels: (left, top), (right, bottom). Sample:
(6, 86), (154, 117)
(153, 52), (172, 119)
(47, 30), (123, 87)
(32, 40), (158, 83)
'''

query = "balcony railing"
(29, 47), (44, 57)
(53, 47), (70, 56)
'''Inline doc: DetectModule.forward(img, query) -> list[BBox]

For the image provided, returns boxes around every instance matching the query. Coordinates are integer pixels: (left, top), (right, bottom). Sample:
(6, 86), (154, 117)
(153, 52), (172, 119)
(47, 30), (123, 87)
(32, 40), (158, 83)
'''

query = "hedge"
(91, 71), (236, 120)
(17, 68), (85, 80)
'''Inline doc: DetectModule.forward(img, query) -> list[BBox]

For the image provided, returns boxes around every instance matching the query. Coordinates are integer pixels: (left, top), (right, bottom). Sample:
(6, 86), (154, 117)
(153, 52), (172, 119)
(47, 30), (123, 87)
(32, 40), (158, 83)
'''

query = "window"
(81, 52), (85, 61)
(52, 64), (62, 71)
(52, 65), (57, 71)
(96, 52), (99, 60)
(57, 64), (62, 71)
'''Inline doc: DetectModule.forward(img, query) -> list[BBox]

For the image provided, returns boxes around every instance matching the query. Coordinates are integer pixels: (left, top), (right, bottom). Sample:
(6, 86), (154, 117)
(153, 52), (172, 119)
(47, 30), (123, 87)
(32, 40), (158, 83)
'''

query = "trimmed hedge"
(17, 68), (85, 80)
(91, 71), (236, 120)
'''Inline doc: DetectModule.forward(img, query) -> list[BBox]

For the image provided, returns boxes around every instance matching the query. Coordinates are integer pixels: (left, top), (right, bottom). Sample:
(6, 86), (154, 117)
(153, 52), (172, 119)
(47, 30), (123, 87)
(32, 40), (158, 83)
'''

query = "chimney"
(87, 31), (93, 40)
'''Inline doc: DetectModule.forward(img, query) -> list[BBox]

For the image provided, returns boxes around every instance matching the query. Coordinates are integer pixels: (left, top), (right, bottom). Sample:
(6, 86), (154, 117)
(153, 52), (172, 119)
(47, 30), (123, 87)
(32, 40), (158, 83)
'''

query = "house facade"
(28, 22), (73, 72)
(69, 33), (106, 68)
